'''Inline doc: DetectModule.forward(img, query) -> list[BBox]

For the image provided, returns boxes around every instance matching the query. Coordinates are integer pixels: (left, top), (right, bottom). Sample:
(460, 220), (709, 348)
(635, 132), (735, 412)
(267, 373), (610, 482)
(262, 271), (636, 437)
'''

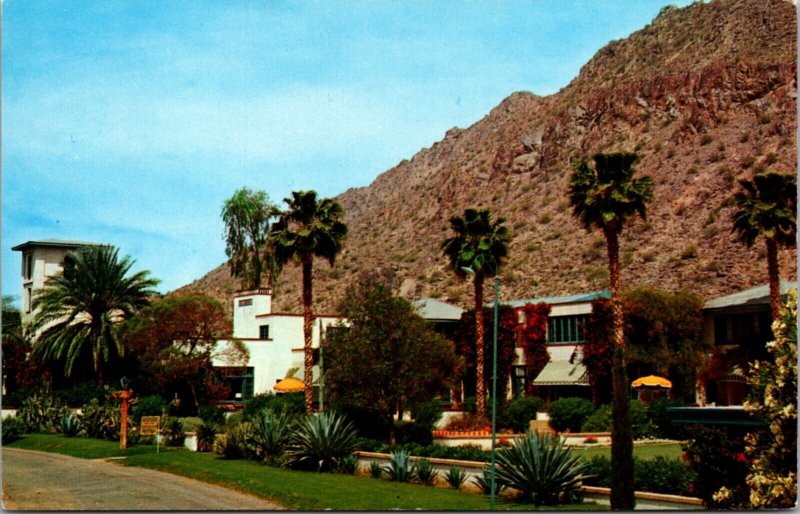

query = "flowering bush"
(741, 291), (797, 508)
(516, 303), (550, 394)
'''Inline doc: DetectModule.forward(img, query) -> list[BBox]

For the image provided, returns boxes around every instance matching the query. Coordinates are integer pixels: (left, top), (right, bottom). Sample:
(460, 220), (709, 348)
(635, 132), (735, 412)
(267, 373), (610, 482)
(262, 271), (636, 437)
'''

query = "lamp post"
(461, 265), (500, 510)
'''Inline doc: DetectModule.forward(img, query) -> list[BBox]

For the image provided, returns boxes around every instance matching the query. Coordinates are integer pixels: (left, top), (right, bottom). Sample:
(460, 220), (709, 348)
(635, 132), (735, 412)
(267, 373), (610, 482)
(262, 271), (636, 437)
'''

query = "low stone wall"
(432, 430), (611, 449)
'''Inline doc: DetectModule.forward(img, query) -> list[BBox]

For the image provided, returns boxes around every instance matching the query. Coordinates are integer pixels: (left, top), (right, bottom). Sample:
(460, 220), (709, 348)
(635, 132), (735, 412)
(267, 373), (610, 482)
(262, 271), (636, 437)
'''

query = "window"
(62, 255), (76, 280)
(23, 253), (33, 280)
(511, 366), (527, 399)
(714, 312), (772, 346)
(238, 298), (253, 307)
(219, 367), (254, 401)
(547, 315), (588, 344)
(24, 286), (32, 314)
(259, 325), (270, 339)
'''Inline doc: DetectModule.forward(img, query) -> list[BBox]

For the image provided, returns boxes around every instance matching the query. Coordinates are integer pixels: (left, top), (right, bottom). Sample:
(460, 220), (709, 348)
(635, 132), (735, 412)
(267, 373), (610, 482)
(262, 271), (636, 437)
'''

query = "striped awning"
(532, 360), (589, 386)
(719, 365), (749, 384)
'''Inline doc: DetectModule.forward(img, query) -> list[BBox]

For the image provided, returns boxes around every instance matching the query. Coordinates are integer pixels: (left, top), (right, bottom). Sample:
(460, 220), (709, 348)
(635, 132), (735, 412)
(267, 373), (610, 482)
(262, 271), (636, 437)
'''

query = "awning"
(274, 377), (305, 393)
(631, 375), (672, 389)
(719, 365), (748, 384)
(532, 360), (589, 386)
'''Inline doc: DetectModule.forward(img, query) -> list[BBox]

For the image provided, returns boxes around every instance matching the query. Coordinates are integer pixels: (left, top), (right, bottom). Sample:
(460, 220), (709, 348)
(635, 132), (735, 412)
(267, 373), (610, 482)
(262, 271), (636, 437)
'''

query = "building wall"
(21, 246), (80, 317)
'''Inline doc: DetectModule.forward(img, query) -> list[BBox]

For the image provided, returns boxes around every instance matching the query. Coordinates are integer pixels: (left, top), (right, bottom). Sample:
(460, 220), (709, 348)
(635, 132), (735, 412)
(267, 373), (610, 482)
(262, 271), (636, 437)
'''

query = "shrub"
(286, 412), (359, 472)
(1, 416), (25, 444)
(244, 392), (305, 420)
(167, 418), (185, 446)
(195, 423), (217, 452)
(394, 421), (433, 446)
(547, 397), (593, 433)
(684, 425), (749, 508)
(384, 451), (415, 482)
(494, 431), (589, 506)
(636, 456), (696, 495)
(502, 397), (544, 433)
(369, 461), (383, 479)
(473, 467), (504, 496)
(215, 423), (252, 459)
(414, 459), (439, 485)
(581, 404), (611, 432)
(248, 408), (293, 464)
(582, 455), (612, 488)
(630, 400), (657, 439)
(132, 395), (167, 424)
(411, 400), (443, 429)
(80, 399), (128, 440)
(177, 416), (203, 433)
(647, 398), (685, 439)
(445, 466), (467, 490)
(338, 454), (358, 475)
(18, 394), (69, 433)
(443, 412), (487, 431)
(55, 383), (108, 407)
(199, 405), (225, 426)
(60, 412), (81, 437)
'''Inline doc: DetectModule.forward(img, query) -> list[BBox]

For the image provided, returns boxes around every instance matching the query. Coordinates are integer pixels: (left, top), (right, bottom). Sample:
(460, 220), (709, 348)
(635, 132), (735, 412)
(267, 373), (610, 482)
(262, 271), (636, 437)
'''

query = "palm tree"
(442, 208), (510, 418)
(569, 152), (653, 510)
(29, 245), (159, 384)
(271, 190), (348, 413)
(732, 171), (796, 322)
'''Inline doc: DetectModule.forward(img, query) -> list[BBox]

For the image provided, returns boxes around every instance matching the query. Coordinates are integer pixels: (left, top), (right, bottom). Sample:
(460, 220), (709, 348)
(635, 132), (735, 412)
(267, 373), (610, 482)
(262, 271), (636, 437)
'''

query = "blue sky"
(3, 0), (695, 303)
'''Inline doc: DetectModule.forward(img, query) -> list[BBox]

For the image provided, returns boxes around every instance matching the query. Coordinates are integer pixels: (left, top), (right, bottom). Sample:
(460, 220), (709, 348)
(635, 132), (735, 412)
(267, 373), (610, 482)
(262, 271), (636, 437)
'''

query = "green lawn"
(572, 442), (683, 461)
(6, 434), (606, 511)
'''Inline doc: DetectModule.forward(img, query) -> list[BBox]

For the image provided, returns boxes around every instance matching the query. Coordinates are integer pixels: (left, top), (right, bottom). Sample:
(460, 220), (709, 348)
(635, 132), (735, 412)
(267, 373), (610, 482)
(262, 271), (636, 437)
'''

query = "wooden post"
(119, 390), (131, 450)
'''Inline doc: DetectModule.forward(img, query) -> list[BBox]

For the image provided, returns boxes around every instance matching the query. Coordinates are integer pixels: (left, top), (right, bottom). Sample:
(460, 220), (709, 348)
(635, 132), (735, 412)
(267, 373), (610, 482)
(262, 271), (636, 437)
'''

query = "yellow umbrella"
(631, 375), (672, 389)
(274, 377), (305, 393)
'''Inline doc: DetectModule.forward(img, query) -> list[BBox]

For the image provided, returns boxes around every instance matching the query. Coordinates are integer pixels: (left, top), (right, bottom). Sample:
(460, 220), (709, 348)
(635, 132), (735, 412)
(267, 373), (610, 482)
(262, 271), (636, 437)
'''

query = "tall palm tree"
(29, 245), (159, 384)
(271, 190), (348, 413)
(442, 208), (510, 418)
(569, 152), (653, 510)
(732, 171), (796, 322)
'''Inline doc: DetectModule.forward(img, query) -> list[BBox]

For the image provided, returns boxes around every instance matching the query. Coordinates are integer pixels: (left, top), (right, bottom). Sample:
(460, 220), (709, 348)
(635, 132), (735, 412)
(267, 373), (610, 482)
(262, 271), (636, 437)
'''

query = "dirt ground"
(2, 448), (283, 510)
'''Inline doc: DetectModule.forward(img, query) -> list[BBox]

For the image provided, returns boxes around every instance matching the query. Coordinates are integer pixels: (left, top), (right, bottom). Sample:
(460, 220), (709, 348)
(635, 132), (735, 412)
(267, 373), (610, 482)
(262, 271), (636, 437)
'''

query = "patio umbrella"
(631, 375), (672, 389)
(274, 377), (305, 393)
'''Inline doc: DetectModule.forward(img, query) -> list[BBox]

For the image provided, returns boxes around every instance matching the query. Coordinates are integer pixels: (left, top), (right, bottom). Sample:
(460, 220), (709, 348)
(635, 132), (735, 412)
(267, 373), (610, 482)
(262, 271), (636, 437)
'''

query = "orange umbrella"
(631, 375), (672, 389)
(274, 377), (305, 393)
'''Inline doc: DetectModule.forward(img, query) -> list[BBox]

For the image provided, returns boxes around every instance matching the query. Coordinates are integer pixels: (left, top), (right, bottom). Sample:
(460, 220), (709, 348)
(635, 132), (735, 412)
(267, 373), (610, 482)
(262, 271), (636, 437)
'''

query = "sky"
(3, 0), (696, 304)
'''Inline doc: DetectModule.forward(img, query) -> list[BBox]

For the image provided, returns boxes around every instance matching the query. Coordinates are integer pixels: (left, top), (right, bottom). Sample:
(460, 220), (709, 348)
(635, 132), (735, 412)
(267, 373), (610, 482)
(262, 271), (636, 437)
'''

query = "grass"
(6, 434), (606, 510)
(572, 442), (683, 461)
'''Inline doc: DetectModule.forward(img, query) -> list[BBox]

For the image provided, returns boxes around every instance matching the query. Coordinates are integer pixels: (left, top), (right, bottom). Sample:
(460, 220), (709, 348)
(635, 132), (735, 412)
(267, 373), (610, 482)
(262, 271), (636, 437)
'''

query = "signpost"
(141, 416), (161, 453)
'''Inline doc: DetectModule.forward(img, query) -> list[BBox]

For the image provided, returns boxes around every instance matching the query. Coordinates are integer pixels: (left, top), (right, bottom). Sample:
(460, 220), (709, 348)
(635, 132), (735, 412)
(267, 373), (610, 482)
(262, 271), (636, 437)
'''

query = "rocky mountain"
(177, 0), (797, 314)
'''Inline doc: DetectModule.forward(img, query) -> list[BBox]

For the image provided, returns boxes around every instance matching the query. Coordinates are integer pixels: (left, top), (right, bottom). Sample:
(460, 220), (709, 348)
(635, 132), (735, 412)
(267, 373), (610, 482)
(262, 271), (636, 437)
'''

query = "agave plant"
(414, 459), (439, 486)
(248, 408), (293, 464)
(286, 411), (358, 472)
(215, 422), (253, 459)
(494, 431), (590, 506)
(383, 451), (415, 482)
(445, 466), (467, 490)
(60, 412), (81, 437)
(195, 422), (217, 452)
(18, 395), (69, 433)
(339, 454), (358, 475)
(472, 466), (505, 496)
(370, 461), (383, 479)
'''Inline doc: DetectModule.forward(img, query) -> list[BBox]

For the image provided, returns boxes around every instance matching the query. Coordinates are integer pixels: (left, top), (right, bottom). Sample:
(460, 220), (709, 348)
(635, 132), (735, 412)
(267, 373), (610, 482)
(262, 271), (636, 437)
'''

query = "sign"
(140, 416), (160, 436)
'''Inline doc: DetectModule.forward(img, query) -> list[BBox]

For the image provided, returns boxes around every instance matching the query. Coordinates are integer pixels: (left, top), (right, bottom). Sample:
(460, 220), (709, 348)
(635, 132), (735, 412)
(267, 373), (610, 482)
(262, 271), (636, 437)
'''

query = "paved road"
(2, 448), (283, 510)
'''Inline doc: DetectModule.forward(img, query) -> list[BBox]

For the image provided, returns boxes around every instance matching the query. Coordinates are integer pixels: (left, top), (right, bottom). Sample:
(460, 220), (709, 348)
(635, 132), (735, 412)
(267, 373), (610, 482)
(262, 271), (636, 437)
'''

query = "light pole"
(462, 265), (500, 510)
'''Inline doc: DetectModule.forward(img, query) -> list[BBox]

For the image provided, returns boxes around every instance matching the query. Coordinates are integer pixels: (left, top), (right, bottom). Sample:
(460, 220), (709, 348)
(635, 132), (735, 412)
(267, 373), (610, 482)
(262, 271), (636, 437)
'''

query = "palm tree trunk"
(605, 227), (634, 510)
(474, 275), (486, 418)
(302, 255), (314, 414)
(765, 237), (781, 322)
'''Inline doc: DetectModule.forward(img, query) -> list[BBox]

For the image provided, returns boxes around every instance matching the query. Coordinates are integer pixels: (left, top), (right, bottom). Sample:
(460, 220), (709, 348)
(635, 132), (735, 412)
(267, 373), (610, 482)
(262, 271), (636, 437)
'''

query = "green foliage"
(583, 455), (695, 495)
(369, 461), (383, 479)
(441, 208), (510, 282)
(582, 455), (612, 487)
(215, 422), (252, 459)
(195, 422), (217, 452)
(55, 383), (108, 407)
(132, 395), (167, 423)
(732, 172), (796, 249)
(60, 412), (81, 437)
(581, 404), (611, 432)
(18, 394), (70, 433)
(583, 299), (614, 405)
(384, 450), (415, 482)
(325, 271), (458, 438)
(629, 400), (657, 439)
(394, 421), (433, 446)
(248, 408), (293, 464)
(547, 397), (593, 433)
(221, 187), (279, 290)
(376, 442), (491, 463)
(414, 459), (439, 485)
(286, 412), (359, 472)
(80, 398), (130, 440)
(243, 392), (304, 420)
(338, 454), (358, 475)
(684, 425), (749, 508)
(411, 400), (443, 430)
(445, 466), (467, 490)
(167, 418), (185, 446)
(742, 291), (797, 508)
(1, 416), (26, 444)
(472, 467), (504, 496)
(646, 398), (686, 439)
(494, 431), (589, 506)
(29, 245), (159, 379)
(199, 405), (226, 426)
(503, 396), (544, 433)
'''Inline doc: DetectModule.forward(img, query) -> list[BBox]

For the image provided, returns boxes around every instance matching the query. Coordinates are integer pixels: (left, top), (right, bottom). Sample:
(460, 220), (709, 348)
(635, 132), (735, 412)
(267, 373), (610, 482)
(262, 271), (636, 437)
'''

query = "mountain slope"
(177, 0), (797, 314)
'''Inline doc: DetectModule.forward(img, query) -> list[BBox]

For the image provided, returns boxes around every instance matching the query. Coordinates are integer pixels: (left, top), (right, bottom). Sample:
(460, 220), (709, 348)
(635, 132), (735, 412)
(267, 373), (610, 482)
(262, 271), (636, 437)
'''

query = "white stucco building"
(212, 288), (341, 402)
